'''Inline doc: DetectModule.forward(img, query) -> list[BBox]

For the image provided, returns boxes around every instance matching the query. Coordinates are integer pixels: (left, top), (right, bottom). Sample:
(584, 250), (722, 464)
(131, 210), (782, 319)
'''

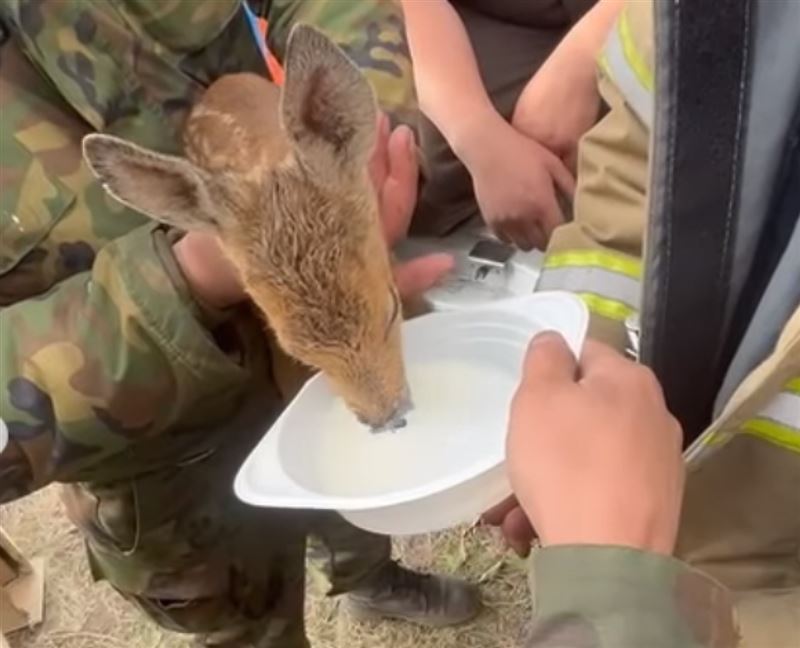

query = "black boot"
(344, 561), (481, 628)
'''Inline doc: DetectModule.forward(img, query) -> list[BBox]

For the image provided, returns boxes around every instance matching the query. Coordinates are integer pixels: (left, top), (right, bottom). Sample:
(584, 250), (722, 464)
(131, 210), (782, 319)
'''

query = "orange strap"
(258, 18), (285, 86)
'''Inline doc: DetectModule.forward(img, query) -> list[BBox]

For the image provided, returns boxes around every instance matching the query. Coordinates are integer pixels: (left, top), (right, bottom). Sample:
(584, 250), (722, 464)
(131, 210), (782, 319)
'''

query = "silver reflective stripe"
(758, 391), (800, 428)
(686, 385), (800, 463)
(537, 266), (641, 311)
(603, 19), (653, 127)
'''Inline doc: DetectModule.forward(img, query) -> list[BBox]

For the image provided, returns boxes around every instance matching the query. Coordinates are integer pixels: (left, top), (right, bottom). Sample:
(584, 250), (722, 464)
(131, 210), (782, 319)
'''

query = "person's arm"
(400, 0), (495, 158)
(401, 0), (574, 251)
(504, 335), (739, 648)
(512, 0), (625, 167)
(0, 225), (253, 503)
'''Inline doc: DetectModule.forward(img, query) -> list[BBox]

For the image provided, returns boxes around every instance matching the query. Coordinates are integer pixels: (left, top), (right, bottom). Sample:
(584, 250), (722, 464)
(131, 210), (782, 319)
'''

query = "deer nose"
(368, 385), (414, 434)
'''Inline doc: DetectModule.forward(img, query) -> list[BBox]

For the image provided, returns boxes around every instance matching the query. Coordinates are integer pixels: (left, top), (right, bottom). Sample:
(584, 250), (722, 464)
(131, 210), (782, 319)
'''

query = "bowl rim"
(235, 292), (588, 511)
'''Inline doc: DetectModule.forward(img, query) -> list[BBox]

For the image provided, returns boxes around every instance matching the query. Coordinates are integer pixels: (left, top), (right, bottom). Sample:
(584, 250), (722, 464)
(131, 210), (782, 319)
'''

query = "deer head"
(82, 25), (410, 431)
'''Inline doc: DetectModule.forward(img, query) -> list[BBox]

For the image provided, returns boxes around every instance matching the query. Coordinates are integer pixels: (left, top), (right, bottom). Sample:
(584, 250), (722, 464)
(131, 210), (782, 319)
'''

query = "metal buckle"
(467, 238), (514, 281)
(624, 313), (641, 361)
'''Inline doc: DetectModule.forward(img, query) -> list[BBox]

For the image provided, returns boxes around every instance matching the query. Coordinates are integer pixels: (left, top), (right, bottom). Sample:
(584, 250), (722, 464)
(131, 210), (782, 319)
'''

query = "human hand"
(503, 334), (685, 556)
(175, 112), (453, 309)
(482, 495), (537, 557)
(462, 115), (575, 251)
(369, 113), (454, 297)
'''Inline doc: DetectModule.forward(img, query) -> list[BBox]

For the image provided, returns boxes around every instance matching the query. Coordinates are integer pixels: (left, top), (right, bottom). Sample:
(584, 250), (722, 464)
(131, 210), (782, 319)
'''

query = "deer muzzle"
(361, 384), (414, 434)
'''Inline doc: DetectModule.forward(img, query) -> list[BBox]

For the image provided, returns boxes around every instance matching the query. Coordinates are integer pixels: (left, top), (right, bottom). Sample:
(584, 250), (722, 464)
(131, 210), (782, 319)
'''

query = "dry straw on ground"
(3, 487), (531, 648)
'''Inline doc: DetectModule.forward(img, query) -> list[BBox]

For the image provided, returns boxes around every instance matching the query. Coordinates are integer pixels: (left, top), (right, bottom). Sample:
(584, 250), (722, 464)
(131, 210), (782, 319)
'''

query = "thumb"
(520, 331), (579, 388)
(393, 253), (454, 301)
(546, 154), (576, 197)
(368, 111), (391, 190)
(382, 125), (419, 245)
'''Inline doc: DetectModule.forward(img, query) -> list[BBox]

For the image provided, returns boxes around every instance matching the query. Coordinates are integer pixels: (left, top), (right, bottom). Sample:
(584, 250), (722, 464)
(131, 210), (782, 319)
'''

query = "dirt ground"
(2, 487), (530, 648)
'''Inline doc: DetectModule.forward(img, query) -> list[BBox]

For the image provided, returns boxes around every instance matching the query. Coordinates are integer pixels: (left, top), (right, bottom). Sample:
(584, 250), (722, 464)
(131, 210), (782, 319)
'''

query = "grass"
(2, 487), (531, 648)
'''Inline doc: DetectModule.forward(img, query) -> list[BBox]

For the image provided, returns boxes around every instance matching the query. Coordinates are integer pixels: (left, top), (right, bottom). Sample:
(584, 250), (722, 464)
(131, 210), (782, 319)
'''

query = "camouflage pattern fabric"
(0, 0), (739, 645)
(260, 0), (418, 129)
(0, 1), (397, 645)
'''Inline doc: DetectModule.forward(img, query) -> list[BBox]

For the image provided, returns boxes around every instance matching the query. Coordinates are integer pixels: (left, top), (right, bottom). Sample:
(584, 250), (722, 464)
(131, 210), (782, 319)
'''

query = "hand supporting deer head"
(82, 25), (411, 431)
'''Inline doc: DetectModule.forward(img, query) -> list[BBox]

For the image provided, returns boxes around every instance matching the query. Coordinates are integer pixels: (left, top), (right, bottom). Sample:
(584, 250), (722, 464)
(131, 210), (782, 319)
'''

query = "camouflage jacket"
(0, 0), (415, 500)
(0, 1), (736, 646)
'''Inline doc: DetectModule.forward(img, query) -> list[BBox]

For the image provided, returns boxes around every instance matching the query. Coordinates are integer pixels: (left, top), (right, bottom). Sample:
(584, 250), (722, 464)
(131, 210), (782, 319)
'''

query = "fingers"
(491, 217), (546, 252)
(577, 340), (629, 382)
(482, 495), (519, 526)
(534, 222), (549, 250)
(492, 226), (513, 247)
(381, 124), (419, 247)
(502, 506), (537, 557)
(389, 124), (418, 191)
(546, 154), (576, 197)
(393, 253), (454, 301)
(368, 112), (391, 191)
(511, 220), (539, 252)
(495, 222), (529, 251)
(564, 149), (579, 176)
(519, 332), (579, 388)
(525, 221), (548, 252)
(481, 498), (537, 558)
(537, 189), (566, 241)
(538, 153), (573, 239)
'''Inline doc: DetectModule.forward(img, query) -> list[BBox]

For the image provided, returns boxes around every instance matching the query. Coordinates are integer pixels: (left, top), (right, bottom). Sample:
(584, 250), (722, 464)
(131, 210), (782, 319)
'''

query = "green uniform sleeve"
(0, 224), (251, 502)
(527, 546), (740, 647)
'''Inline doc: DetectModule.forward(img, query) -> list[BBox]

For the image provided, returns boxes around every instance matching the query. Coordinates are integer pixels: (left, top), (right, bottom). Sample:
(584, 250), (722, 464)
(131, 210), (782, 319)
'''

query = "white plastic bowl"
(234, 292), (588, 535)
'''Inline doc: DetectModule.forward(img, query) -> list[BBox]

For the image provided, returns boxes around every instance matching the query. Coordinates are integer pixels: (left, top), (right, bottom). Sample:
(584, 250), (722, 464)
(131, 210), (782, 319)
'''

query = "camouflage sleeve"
(262, 0), (417, 129)
(0, 224), (252, 503)
(527, 546), (740, 648)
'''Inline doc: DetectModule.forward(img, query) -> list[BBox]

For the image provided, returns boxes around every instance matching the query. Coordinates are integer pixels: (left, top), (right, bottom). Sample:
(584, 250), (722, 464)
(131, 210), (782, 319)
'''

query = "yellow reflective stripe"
(544, 250), (643, 280)
(540, 250), (642, 321)
(688, 381), (800, 460)
(577, 293), (636, 322)
(697, 429), (726, 450)
(619, 7), (654, 92)
(742, 418), (800, 454)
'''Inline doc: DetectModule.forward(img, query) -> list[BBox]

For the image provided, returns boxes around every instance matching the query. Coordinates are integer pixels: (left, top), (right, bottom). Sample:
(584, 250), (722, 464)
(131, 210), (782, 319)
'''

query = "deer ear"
(82, 134), (221, 232)
(280, 24), (377, 179)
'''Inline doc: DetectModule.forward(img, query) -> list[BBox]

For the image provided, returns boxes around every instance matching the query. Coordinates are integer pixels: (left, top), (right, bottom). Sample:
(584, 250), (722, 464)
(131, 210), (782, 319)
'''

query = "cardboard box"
(0, 529), (45, 636)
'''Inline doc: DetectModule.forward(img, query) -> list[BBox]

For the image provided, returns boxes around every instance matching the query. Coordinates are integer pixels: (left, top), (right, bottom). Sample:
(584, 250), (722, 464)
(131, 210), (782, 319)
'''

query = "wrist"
(448, 105), (506, 168)
(541, 523), (677, 556)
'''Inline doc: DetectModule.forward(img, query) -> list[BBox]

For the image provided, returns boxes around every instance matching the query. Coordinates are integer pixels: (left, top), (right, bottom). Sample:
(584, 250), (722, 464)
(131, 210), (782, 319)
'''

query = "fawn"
(82, 25), (411, 431)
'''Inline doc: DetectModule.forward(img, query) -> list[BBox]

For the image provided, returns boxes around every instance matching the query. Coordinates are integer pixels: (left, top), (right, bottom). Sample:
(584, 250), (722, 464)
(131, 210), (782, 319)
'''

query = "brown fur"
(81, 25), (409, 429)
